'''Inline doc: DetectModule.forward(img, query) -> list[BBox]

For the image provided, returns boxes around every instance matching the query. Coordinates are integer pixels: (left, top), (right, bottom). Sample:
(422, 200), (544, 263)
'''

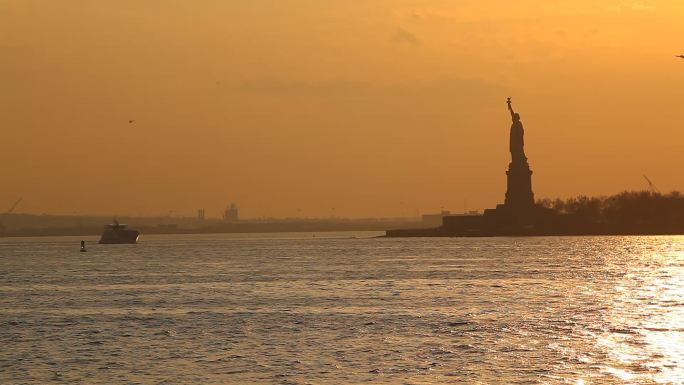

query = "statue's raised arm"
(507, 97), (515, 118)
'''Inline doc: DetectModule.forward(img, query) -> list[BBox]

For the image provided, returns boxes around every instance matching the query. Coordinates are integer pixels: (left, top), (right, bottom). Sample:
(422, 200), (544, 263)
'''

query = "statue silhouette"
(504, 98), (535, 208)
(507, 98), (527, 164)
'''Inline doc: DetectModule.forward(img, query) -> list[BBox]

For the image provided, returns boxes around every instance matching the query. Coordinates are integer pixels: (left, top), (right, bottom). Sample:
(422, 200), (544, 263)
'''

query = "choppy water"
(1, 233), (684, 384)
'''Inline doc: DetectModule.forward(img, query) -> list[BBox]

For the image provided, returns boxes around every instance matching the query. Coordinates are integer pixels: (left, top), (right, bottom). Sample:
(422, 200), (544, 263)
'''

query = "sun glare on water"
(595, 240), (684, 384)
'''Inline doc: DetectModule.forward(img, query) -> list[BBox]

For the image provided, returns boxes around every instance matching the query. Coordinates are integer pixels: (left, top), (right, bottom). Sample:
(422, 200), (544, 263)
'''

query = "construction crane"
(5, 197), (23, 215)
(643, 176), (660, 194)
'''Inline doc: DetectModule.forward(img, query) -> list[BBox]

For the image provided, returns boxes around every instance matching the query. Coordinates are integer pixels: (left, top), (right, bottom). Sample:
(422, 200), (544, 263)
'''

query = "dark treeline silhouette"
(387, 190), (684, 237)
(537, 190), (684, 233)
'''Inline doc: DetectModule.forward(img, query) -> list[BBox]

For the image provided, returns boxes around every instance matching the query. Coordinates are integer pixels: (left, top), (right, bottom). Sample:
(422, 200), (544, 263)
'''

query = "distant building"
(422, 210), (480, 227)
(224, 204), (239, 222)
(197, 209), (206, 221)
(421, 211), (451, 227)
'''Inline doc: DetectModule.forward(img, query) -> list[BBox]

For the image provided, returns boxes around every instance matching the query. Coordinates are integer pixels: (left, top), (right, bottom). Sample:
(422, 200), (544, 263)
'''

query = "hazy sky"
(2, 0), (684, 218)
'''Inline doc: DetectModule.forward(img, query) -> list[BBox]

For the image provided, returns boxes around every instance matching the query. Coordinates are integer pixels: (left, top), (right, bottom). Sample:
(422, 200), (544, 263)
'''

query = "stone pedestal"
(504, 161), (535, 209)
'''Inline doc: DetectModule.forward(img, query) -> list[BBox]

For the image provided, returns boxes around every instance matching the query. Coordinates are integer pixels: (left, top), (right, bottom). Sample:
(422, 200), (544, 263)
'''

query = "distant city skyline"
(2, 1), (683, 218)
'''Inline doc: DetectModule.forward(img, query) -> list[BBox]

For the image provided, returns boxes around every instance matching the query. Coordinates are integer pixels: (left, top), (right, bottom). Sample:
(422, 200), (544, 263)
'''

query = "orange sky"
(2, 0), (684, 218)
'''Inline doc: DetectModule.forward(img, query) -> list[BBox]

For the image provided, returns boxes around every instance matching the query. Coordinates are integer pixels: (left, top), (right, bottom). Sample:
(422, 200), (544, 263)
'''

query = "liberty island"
(386, 99), (684, 237)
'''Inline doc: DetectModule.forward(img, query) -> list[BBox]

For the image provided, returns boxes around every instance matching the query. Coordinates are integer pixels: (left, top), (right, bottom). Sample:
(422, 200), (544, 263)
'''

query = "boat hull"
(99, 229), (140, 244)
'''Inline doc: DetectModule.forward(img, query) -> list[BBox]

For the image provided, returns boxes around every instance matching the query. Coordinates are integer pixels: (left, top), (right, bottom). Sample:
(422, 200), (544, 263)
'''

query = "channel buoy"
(80, 240), (87, 252)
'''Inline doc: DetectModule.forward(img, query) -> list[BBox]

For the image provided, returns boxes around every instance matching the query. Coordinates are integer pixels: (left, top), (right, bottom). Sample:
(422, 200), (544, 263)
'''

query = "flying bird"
(128, 120), (134, 124)
(677, 54), (684, 59)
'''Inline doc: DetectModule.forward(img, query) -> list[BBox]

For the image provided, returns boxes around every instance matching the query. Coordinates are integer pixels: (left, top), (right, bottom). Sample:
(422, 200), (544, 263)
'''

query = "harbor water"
(1, 233), (684, 384)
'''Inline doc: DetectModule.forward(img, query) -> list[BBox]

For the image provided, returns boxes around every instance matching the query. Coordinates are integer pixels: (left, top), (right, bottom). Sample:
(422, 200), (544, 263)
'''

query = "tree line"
(538, 191), (684, 225)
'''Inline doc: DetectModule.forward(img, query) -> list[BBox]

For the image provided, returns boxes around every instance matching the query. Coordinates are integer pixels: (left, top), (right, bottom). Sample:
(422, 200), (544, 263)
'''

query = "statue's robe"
(509, 120), (527, 164)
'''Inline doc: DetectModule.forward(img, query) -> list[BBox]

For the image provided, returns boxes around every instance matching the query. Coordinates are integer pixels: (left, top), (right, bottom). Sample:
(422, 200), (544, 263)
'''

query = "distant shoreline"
(385, 228), (684, 238)
(387, 191), (684, 238)
(0, 214), (422, 238)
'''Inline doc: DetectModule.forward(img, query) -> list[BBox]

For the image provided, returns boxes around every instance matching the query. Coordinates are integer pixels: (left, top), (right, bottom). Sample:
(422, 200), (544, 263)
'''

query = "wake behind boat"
(99, 220), (140, 244)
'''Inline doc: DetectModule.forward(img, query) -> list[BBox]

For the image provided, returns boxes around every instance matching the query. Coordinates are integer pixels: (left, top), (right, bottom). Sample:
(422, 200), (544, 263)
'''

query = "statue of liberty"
(507, 97), (527, 164)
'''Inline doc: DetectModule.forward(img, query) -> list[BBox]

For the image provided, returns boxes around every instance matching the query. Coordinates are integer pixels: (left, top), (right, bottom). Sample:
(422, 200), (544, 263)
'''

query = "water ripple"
(1, 234), (684, 384)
